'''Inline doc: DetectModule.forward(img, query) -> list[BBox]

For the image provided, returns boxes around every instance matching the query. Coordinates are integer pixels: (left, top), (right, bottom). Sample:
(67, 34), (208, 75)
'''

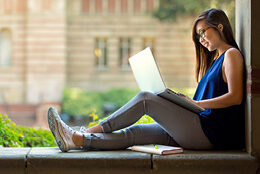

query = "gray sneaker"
(48, 107), (76, 152)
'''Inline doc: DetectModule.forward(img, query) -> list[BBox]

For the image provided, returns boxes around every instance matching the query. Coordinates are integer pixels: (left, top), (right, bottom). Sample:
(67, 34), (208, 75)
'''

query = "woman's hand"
(177, 92), (198, 105)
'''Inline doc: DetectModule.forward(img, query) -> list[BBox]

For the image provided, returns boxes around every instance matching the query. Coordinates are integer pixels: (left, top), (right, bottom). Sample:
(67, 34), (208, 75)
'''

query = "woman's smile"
(204, 41), (209, 48)
(201, 39), (210, 49)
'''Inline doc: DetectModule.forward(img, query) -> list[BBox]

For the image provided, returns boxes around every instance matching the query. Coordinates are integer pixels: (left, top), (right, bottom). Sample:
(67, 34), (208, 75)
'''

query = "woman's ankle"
(72, 132), (84, 146)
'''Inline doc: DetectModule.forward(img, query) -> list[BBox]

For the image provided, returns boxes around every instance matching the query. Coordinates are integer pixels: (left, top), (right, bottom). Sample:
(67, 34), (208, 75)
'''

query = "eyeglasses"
(196, 27), (211, 40)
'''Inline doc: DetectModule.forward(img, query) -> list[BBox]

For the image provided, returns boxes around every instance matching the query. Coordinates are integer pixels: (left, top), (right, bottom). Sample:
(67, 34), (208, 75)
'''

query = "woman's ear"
(218, 24), (224, 32)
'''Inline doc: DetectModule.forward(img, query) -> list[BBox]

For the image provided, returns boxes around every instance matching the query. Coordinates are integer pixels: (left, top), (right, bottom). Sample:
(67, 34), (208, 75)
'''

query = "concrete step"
(0, 147), (258, 174)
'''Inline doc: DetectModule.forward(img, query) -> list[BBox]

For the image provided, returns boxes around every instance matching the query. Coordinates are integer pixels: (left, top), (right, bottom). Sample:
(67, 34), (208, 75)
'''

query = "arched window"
(0, 29), (12, 67)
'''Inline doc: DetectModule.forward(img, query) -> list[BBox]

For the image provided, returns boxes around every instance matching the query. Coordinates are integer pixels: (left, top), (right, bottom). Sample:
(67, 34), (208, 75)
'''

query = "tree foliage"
(152, 0), (235, 29)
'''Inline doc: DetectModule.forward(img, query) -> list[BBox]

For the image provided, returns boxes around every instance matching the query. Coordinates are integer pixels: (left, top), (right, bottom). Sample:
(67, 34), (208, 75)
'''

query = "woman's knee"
(124, 124), (142, 135)
(136, 91), (154, 99)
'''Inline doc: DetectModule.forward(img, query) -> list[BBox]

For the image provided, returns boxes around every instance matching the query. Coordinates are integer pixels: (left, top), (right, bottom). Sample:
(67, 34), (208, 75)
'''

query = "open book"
(130, 144), (183, 155)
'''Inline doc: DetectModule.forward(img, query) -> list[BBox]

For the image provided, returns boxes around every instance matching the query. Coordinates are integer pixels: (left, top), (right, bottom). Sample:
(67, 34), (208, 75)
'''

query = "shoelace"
(80, 126), (87, 133)
(60, 120), (75, 134)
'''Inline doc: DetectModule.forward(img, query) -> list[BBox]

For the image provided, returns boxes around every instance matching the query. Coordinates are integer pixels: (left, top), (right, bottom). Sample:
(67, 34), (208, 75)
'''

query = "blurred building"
(0, 0), (196, 128)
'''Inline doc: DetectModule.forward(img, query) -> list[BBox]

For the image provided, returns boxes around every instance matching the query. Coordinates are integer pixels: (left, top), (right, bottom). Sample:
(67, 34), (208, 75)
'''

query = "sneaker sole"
(48, 107), (68, 152)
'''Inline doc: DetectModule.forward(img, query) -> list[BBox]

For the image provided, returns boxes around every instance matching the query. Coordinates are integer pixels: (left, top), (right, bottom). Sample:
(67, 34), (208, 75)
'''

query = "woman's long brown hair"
(192, 8), (239, 82)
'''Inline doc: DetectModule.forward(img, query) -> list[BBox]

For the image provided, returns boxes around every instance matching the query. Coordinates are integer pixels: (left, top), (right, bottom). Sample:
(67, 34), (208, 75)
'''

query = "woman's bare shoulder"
(225, 47), (243, 61)
(224, 47), (244, 65)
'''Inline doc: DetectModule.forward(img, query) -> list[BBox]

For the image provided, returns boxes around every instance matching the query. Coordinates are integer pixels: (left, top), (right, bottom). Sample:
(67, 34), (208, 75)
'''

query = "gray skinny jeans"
(83, 91), (213, 150)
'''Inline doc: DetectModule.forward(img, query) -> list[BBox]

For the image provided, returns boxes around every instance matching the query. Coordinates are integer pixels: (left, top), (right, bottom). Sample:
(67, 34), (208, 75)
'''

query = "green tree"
(152, 0), (235, 30)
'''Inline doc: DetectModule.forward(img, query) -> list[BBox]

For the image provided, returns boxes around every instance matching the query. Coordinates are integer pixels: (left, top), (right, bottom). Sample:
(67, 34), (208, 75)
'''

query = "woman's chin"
(207, 47), (216, 52)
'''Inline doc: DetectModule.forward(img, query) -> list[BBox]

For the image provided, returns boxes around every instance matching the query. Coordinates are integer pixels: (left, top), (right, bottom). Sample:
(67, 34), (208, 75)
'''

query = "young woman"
(48, 8), (245, 152)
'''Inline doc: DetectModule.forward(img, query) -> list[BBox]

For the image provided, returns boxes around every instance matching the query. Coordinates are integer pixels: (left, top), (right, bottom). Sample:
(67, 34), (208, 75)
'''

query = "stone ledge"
(152, 150), (259, 174)
(0, 147), (258, 174)
(26, 147), (151, 174)
(0, 148), (31, 174)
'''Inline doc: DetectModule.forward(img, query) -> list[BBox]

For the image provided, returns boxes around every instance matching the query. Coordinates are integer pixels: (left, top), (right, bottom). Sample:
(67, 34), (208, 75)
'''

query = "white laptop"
(129, 47), (205, 114)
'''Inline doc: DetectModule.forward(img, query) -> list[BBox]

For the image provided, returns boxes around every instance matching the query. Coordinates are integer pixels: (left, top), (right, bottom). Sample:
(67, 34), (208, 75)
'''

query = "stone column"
(25, 0), (67, 127)
(25, 0), (66, 105)
(236, 0), (260, 158)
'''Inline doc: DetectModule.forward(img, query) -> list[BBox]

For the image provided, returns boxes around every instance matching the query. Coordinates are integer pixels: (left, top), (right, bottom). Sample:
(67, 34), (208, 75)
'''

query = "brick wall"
(67, 0), (196, 91)
(0, 104), (36, 126)
(0, 0), (197, 126)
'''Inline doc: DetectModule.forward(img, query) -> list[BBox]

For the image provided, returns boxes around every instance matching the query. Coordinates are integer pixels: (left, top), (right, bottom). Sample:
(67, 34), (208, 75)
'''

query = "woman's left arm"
(195, 48), (244, 109)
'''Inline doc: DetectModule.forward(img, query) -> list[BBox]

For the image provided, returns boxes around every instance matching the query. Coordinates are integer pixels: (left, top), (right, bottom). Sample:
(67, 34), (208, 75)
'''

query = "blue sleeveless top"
(193, 49), (245, 149)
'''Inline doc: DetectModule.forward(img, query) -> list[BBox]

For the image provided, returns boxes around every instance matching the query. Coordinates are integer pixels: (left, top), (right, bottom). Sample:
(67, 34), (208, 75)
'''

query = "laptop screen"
(129, 47), (166, 93)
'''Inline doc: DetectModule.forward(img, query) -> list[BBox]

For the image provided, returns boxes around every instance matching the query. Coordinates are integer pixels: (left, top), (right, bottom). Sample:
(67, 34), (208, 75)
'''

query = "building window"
(94, 38), (108, 69)
(108, 0), (116, 13)
(4, 0), (12, 13)
(0, 29), (12, 67)
(120, 0), (128, 14)
(17, 0), (26, 13)
(95, 0), (102, 13)
(146, 0), (154, 12)
(82, 0), (90, 13)
(143, 37), (155, 53)
(119, 38), (131, 69)
(42, 0), (51, 10)
(134, 0), (141, 13)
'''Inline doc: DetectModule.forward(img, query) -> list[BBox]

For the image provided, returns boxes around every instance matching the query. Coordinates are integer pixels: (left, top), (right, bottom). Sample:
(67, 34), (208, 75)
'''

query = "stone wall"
(0, 0), (27, 104)
(0, 0), (66, 127)
(25, 0), (66, 104)
(236, 0), (260, 158)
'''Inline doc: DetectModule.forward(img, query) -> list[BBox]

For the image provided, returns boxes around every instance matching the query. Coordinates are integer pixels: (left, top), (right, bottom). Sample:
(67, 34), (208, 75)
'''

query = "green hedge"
(62, 88), (139, 117)
(62, 88), (104, 117)
(0, 114), (56, 147)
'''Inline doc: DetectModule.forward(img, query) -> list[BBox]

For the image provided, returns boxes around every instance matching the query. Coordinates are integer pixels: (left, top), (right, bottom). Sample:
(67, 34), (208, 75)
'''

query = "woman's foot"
(48, 107), (78, 152)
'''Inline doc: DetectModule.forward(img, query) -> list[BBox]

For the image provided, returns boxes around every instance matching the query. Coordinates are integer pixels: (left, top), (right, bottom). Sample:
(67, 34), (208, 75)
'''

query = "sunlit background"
(0, 0), (234, 129)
